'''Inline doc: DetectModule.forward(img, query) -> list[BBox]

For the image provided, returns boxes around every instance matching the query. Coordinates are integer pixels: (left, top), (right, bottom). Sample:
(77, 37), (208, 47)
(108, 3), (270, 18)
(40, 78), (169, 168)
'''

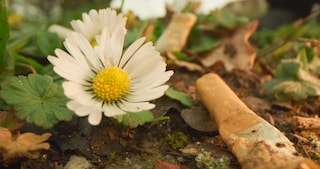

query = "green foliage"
(38, 64), (64, 84)
(36, 31), (62, 56)
(263, 50), (320, 101)
(124, 28), (140, 48)
(188, 34), (221, 53)
(172, 51), (193, 62)
(117, 110), (154, 128)
(195, 151), (230, 169)
(0, 0), (9, 66)
(186, 9), (249, 54)
(197, 9), (249, 30)
(165, 88), (193, 107)
(0, 74), (73, 128)
(165, 132), (188, 149)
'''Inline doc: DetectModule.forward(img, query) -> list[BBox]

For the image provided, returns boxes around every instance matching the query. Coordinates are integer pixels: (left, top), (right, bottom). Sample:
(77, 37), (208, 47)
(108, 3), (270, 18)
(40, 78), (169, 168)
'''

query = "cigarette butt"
(155, 12), (196, 53)
(196, 73), (320, 169)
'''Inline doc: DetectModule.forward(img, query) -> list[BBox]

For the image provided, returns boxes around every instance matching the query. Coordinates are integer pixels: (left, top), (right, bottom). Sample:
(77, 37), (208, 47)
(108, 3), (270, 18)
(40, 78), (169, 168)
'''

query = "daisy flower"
(48, 27), (173, 125)
(70, 8), (127, 45)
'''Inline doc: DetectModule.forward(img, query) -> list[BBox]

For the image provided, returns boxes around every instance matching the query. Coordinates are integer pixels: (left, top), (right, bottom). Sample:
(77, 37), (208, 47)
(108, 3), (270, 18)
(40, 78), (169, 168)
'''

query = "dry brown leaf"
(181, 105), (218, 132)
(167, 52), (204, 72)
(200, 20), (259, 71)
(0, 127), (51, 161)
(0, 109), (24, 131)
(153, 160), (182, 169)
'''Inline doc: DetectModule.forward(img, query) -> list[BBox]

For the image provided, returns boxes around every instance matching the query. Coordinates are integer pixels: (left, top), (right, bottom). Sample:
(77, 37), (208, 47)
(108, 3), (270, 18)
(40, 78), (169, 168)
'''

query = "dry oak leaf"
(200, 20), (258, 71)
(0, 127), (51, 161)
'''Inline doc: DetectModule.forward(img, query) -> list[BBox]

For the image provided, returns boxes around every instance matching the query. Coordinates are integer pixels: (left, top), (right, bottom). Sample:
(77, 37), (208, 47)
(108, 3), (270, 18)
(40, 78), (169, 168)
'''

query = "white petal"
(99, 8), (127, 35)
(119, 37), (145, 68)
(49, 50), (92, 84)
(74, 105), (98, 117)
(70, 8), (126, 41)
(124, 42), (164, 79)
(126, 85), (169, 102)
(67, 100), (103, 125)
(88, 111), (102, 125)
(99, 28), (126, 66)
(70, 20), (91, 39)
(64, 33), (92, 67)
(118, 100), (155, 112)
(110, 29), (126, 65)
(102, 104), (126, 117)
(62, 82), (99, 107)
(66, 100), (81, 111)
(131, 70), (173, 90)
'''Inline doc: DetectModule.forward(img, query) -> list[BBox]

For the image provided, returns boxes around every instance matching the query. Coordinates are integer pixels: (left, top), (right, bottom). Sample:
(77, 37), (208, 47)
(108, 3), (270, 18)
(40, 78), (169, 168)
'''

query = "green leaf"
(273, 81), (319, 101)
(263, 58), (320, 101)
(165, 88), (193, 107)
(298, 48), (308, 71)
(38, 64), (64, 84)
(172, 51), (193, 61)
(119, 111), (155, 128)
(12, 52), (44, 72)
(274, 60), (300, 80)
(0, 74), (73, 128)
(124, 28), (140, 48)
(0, 0), (9, 66)
(188, 32), (221, 53)
(36, 31), (61, 56)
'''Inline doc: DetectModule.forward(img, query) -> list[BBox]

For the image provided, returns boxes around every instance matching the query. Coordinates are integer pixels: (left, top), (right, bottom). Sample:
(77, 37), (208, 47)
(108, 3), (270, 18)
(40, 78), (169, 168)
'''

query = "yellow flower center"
(90, 38), (98, 47)
(92, 67), (130, 102)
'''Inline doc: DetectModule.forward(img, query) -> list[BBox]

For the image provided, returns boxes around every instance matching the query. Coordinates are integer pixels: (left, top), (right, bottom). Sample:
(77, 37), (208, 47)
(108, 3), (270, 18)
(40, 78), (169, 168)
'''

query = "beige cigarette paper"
(196, 73), (320, 169)
(155, 13), (196, 53)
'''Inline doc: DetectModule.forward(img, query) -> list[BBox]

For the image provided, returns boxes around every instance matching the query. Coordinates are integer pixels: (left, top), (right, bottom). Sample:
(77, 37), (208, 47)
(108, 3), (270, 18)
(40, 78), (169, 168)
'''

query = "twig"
(15, 62), (37, 74)
(293, 116), (320, 129)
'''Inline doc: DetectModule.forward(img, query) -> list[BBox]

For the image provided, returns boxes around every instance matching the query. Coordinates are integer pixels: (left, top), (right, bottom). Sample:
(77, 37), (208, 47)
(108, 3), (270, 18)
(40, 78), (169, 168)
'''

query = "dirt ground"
(1, 67), (319, 169)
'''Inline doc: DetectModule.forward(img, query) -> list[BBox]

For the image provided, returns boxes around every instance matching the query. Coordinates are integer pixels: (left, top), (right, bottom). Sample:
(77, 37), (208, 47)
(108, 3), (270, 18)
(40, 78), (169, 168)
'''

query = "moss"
(195, 151), (230, 169)
(165, 132), (188, 149)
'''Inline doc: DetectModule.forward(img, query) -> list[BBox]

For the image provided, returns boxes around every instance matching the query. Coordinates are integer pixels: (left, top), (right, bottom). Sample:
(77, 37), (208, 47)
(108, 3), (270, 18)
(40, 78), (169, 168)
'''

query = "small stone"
(64, 155), (94, 169)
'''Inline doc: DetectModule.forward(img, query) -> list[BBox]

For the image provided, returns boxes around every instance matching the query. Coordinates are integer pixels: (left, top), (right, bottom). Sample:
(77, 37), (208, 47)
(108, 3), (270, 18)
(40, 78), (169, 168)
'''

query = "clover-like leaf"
(116, 111), (154, 128)
(165, 88), (193, 107)
(263, 59), (320, 101)
(0, 127), (51, 161)
(0, 74), (73, 128)
(273, 81), (320, 101)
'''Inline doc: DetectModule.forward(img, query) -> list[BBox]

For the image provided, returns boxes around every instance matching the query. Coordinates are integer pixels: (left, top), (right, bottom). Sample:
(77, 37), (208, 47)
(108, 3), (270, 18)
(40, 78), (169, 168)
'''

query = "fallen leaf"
(0, 109), (24, 131)
(0, 127), (51, 161)
(200, 20), (258, 71)
(181, 105), (218, 132)
(153, 160), (182, 169)
(167, 52), (204, 72)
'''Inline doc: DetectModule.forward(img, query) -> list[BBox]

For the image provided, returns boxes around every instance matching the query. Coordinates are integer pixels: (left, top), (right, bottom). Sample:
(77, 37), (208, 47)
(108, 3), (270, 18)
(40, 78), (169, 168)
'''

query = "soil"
(1, 67), (320, 169)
